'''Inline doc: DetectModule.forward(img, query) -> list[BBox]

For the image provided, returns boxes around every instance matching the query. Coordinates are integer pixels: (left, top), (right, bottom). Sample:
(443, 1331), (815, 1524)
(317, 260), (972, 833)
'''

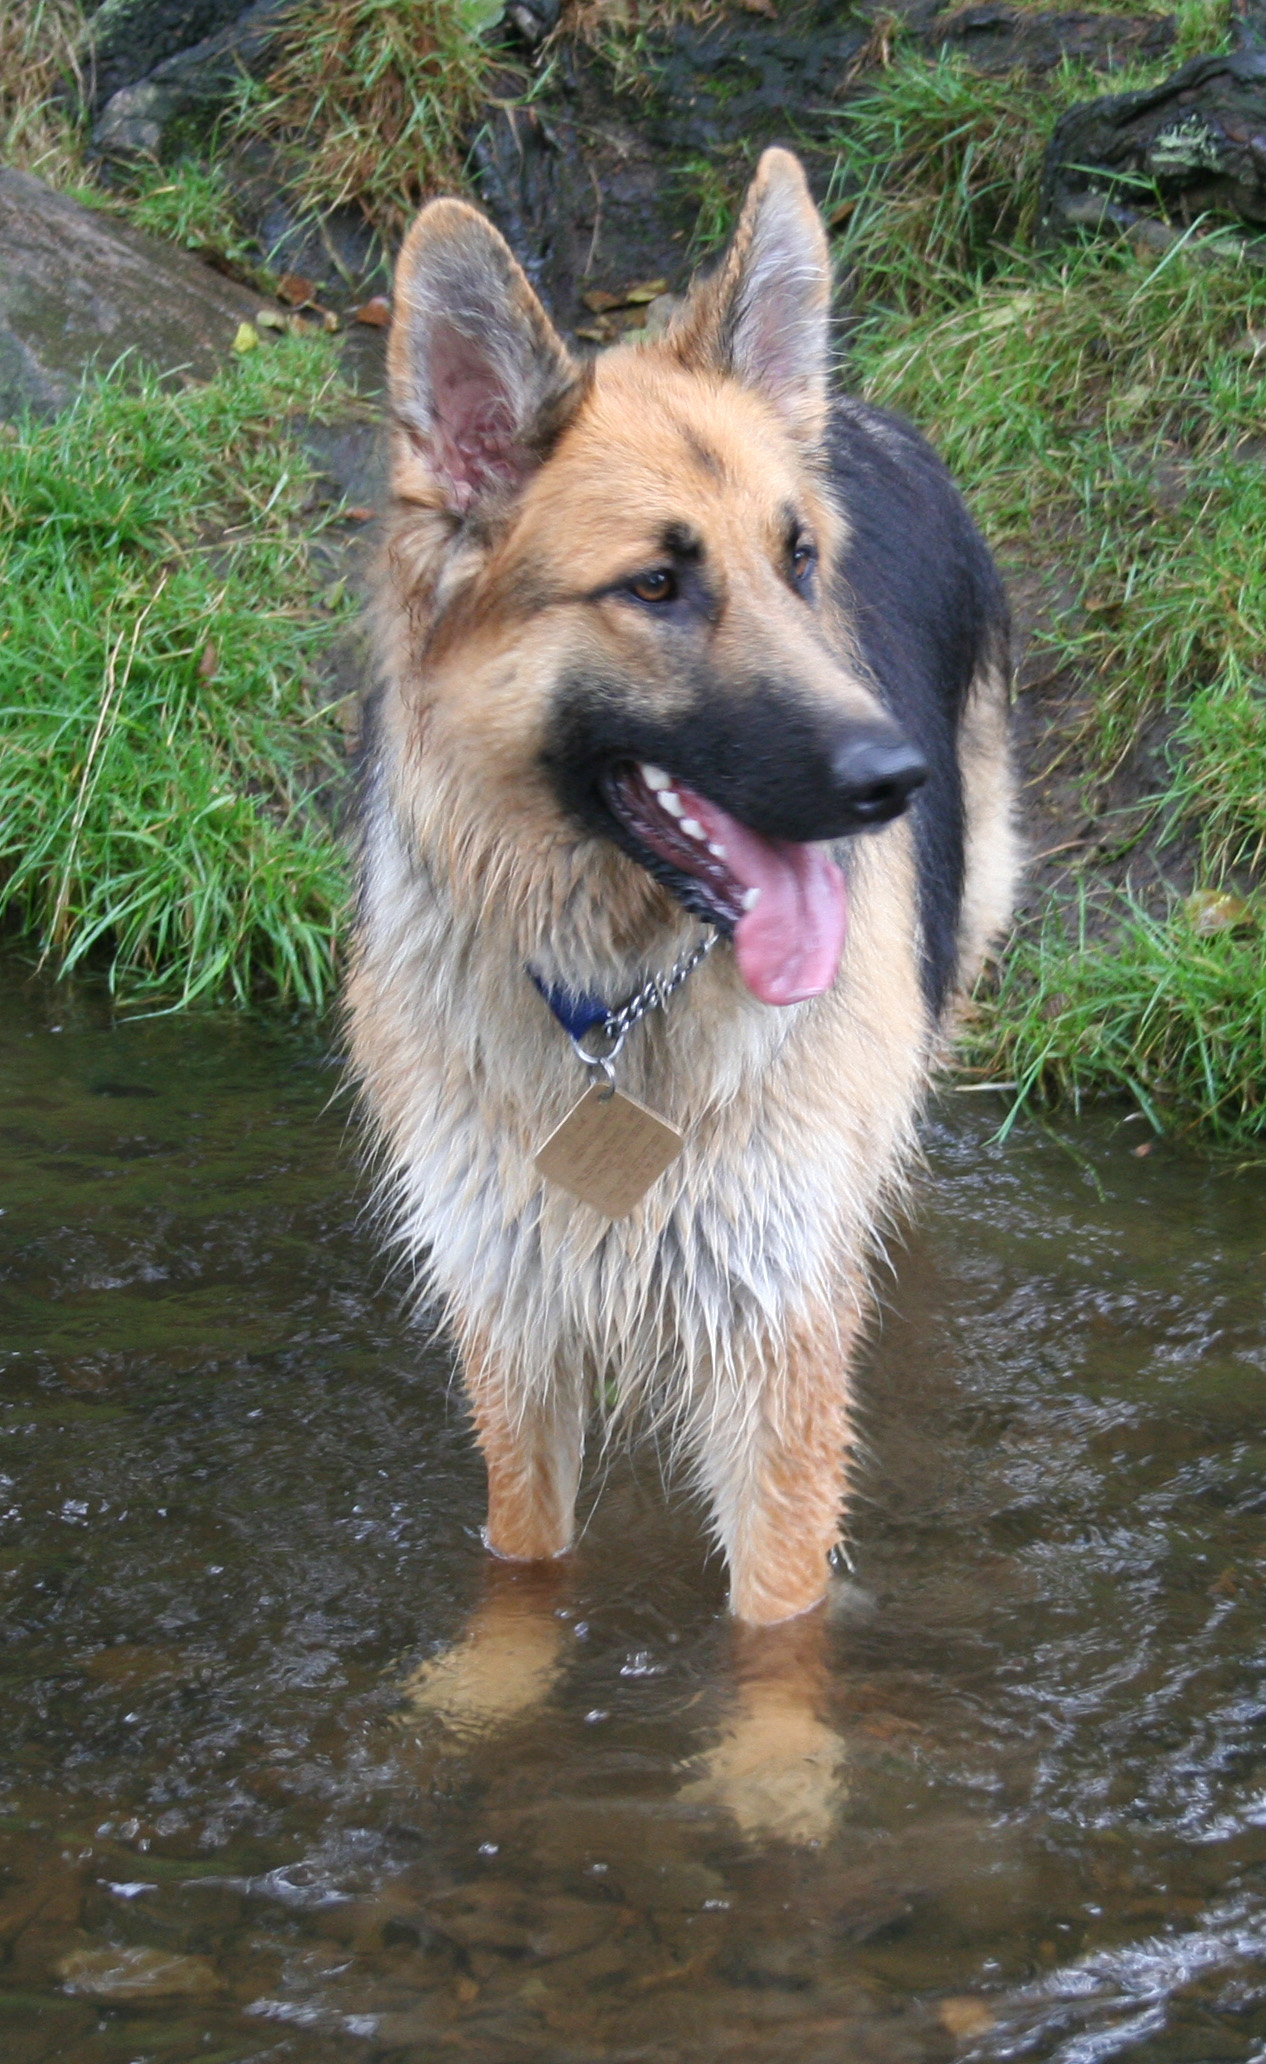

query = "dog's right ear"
(388, 199), (581, 515)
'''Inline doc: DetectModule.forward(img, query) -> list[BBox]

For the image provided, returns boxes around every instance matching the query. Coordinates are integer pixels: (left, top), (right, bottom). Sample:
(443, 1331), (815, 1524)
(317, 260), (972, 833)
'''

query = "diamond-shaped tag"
(534, 1085), (684, 1218)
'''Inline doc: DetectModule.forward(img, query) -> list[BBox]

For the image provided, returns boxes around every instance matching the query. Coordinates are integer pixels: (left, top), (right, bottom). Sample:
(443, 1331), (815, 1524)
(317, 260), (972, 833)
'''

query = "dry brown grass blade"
(0, 0), (87, 185)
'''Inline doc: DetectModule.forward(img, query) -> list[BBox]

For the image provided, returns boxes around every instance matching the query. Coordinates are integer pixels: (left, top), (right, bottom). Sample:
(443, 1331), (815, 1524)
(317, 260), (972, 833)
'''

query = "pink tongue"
(681, 790), (849, 1006)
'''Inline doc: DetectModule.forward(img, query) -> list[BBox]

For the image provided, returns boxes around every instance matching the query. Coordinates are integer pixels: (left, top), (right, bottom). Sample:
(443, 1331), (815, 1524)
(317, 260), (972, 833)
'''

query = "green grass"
(237, 0), (507, 238)
(970, 889), (1265, 1144)
(0, 338), (357, 1010)
(827, 54), (1078, 311)
(857, 245), (1266, 762)
(831, 50), (1266, 1144)
(104, 157), (266, 283)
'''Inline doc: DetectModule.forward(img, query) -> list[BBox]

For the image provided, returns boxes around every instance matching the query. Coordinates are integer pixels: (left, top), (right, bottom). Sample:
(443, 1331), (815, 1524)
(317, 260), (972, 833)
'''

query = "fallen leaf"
(277, 271), (318, 306)
(346, 506), (375, 522)
(583, 288), (623, 313)
(254, 306), (287, 331)
(827, 196), (857, 227)
(1132, 1140), (1152, 1158)
(1184, 888), (1253, 934)
(354, 295), (392, 326)
(623, 278), (668, 303)
(319, 307), (340, 333)
(231, 322), (259, 355)
(738, 0), (777, 15)
(198, 641), (217, 680)
(576, 326), (610, 343)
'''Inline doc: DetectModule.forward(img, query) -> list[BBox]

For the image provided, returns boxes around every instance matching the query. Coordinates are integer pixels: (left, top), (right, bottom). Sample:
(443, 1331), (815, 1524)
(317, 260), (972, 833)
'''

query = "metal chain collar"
(570, 930), (718, 1088)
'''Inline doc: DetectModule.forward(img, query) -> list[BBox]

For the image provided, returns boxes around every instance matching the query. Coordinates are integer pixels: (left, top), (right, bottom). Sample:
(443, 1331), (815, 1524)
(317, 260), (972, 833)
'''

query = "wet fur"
(347, 151), (1018, 1626)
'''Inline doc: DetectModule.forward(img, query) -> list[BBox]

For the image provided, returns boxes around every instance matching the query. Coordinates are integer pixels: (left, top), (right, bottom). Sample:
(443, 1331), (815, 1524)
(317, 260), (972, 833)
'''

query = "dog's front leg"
(461, 1333), (586, 1563)
(701, 1310), (856, 1626)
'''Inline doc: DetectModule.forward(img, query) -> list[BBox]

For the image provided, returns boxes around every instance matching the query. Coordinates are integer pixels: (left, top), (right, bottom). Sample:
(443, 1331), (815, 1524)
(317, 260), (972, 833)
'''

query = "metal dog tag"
(535, 1085), (683, 1218)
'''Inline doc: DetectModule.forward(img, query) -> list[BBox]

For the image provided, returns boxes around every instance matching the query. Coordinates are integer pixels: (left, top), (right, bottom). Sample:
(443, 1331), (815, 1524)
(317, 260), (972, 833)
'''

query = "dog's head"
(382, 149), (926, 1006)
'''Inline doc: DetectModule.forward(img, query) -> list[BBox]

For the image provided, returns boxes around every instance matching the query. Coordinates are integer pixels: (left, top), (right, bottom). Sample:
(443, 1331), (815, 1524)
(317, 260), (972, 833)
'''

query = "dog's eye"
(627, 569), (678, 605)
(789, 533), (817, 587)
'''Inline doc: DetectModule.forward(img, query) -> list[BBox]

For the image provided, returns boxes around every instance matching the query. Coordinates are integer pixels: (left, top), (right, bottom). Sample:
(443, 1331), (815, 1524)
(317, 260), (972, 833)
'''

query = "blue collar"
(529, 970), (614, 1042)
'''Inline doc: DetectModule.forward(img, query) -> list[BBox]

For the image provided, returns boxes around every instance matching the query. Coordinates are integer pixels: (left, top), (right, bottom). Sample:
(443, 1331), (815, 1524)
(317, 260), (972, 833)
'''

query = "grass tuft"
(966, 888), (1266, 1143)
(105, 155), (265, 281)
(0, 0), (87, 188)
(240, 0), (507, 237)
(0, 339), (357, 1010)
(828, 54), (1064, 311)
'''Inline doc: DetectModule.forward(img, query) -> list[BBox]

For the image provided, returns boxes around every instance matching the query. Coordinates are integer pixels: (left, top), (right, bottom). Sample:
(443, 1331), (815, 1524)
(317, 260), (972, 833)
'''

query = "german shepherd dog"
(348, 150), (1017, 1647)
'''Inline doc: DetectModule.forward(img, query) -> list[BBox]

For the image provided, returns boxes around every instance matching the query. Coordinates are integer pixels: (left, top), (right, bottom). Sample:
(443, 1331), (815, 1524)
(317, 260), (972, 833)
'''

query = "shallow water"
(2, 955), (1265, 2064)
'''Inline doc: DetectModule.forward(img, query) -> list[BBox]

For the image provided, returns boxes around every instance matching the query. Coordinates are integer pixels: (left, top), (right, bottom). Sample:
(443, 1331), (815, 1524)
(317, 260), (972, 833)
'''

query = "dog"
(347, 147), (1017, 1644)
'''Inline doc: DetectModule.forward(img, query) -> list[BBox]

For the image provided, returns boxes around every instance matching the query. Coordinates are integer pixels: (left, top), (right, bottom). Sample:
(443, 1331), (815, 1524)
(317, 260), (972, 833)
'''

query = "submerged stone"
(57, 1945), (221, 1999)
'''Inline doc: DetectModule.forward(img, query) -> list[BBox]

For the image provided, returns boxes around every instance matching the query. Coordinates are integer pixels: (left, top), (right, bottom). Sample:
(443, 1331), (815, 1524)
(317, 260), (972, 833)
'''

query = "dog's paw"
(679, 1691), (847, 1845)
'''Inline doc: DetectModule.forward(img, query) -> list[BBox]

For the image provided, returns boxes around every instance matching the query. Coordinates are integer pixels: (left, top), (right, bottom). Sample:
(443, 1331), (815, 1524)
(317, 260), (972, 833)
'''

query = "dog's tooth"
(708, 841), (727, 860)
(641, 763), (670, 791)
(741, 886), (762, 912)
(659, 790), (684, 818)
(680, 817), (705, 840)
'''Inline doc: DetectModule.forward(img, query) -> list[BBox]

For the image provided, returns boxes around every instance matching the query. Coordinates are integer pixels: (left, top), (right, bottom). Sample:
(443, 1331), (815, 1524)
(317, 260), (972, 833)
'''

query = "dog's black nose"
(829, 730), (928, 828)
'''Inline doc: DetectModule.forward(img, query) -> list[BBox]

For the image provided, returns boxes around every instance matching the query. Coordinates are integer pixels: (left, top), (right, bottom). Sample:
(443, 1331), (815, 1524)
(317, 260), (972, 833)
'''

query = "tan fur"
(347, 150), (1017, 1632)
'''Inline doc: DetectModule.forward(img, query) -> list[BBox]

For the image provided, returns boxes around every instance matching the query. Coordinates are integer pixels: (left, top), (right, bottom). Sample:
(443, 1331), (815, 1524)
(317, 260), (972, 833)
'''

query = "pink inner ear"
(430, 325), (522, 513)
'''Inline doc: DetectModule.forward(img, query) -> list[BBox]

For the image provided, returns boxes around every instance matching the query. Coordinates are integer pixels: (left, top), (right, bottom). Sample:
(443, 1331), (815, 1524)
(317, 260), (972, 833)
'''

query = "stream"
(2, 951), (1265, 2063)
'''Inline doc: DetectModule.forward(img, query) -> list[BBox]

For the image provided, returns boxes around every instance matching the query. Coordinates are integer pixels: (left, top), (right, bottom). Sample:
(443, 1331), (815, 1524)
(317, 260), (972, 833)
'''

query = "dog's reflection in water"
(400, 1566), (846, 1846)
(402, 1562), (571, 1742)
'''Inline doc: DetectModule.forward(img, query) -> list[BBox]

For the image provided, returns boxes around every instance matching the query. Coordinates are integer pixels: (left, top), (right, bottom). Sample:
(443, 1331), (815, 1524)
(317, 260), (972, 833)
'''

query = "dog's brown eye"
(789, 533), (817, 583)
(628, 569), (677, 604)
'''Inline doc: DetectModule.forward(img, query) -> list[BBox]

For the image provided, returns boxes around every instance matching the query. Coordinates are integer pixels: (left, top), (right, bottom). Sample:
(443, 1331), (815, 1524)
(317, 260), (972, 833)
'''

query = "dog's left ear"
(387, 197), (582, 514)
(668, 149), (831, 444)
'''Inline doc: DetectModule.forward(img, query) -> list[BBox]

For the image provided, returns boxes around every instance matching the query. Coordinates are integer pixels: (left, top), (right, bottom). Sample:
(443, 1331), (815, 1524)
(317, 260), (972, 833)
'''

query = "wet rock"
(1232, 0), (1266, 48)
(933, 5), (1174, 74)
(299, 416), (388, 512)
(57, 1943), (222, 1998)
(472, 102), (583, 318)
(90, 0), (291, 161)
(221, 140), (391, 306)
(649, 8), (870, 156)
(83, 0), (263, 108)
(505, 0), (560, 49)
(1042, 50), (1266, 242)
(0, 169), (274, 418)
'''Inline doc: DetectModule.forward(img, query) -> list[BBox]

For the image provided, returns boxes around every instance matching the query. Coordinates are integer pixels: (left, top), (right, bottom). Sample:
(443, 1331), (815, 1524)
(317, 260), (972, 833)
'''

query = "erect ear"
(387, 197), (582, 514)
(667, 149), (832, 443)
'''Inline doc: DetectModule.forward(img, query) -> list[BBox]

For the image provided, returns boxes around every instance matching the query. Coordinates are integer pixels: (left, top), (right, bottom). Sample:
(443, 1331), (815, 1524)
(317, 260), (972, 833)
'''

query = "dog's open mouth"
(600, 762), (848, 1007)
